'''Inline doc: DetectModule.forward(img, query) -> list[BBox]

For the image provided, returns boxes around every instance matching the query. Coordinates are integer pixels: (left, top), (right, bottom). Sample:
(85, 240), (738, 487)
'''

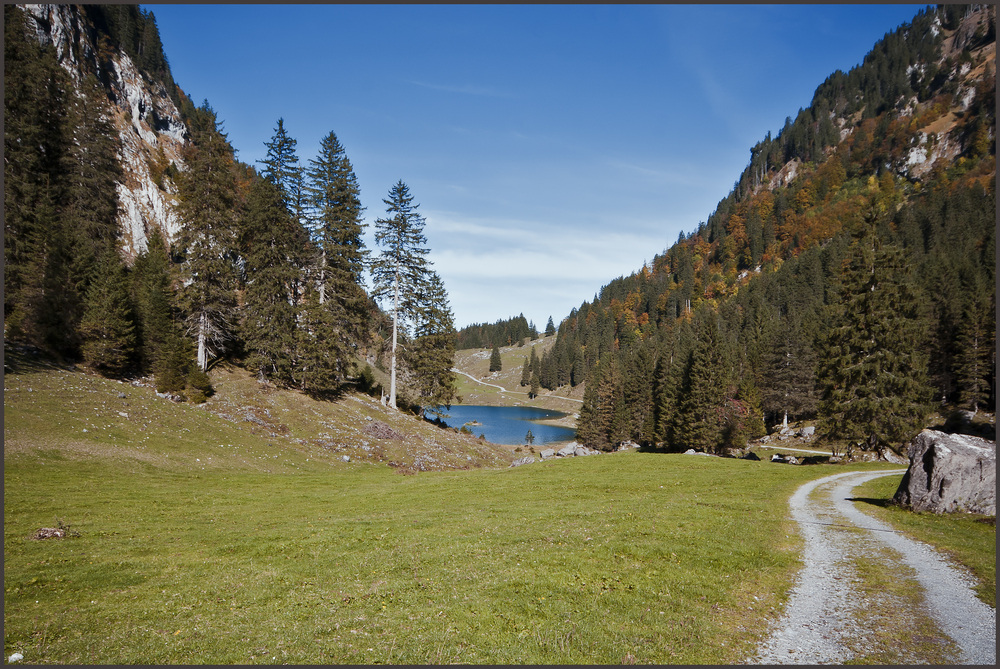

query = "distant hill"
(456, 314), (540, 350)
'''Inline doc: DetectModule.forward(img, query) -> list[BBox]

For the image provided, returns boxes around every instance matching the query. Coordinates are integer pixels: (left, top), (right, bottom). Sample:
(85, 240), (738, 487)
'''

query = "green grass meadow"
(5, 360), (993, 664)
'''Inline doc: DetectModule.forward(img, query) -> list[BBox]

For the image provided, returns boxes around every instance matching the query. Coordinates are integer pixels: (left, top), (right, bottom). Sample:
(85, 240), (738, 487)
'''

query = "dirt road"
(753, 469), (996, 664)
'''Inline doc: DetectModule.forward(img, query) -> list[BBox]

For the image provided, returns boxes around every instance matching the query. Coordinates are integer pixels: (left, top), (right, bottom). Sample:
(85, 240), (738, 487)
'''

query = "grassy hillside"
(452, 335), (584, 418)
(5, 350), (913, 664)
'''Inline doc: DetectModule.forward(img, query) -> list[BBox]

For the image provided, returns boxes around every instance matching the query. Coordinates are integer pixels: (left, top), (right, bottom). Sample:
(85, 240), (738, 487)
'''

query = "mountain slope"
(544, 3), (995, 453)
(19, 4), (190, 259)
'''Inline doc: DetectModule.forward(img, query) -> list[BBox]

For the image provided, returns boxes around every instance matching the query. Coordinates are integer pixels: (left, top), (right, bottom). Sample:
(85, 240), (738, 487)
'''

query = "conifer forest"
(4, 3), (996, 459)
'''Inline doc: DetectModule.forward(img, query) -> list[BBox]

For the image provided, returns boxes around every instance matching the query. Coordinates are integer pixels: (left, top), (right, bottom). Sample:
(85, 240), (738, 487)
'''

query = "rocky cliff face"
(22, 4), (188, 261)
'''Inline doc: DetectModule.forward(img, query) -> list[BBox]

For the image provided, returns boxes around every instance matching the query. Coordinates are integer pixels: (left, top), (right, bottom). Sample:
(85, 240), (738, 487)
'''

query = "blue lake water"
(433, 405), (577, 445)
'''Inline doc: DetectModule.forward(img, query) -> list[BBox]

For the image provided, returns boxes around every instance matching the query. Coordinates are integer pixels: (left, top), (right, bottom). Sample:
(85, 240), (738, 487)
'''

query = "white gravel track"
(753, 469), (996, 664)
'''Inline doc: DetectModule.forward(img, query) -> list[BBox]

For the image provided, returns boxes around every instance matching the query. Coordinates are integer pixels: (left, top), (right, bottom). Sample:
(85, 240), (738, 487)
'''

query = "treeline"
(547, 4), (996, 455)
(4, 5), (457, 411)
(456, 314), (539, 350)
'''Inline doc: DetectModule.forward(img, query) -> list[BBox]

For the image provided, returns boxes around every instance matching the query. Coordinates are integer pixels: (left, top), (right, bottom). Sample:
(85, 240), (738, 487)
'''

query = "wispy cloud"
(409, 80), (513, 98)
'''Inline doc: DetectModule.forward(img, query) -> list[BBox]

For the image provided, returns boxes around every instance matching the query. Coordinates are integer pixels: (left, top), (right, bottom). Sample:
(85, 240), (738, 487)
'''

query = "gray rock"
(557, 443), (577, 457)
(510, 456), (535, 467)
(341, 455), (350, 463)
(684, 449), (698, 455)
(893, 429), (996, 515)
(574, 446), (590, 457)
(798, 426), (816, 438)
(539, 448), (556, 460)
(786, 456), (799, 465)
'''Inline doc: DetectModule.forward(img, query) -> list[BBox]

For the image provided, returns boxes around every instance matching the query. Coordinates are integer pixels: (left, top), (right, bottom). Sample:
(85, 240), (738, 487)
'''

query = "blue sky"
(147, 3), (929, 331)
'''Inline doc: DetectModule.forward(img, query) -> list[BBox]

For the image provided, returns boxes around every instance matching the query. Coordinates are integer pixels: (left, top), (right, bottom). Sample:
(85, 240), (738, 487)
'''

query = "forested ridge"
(543, 4), (996, 455)
(4, 4), (457, 413)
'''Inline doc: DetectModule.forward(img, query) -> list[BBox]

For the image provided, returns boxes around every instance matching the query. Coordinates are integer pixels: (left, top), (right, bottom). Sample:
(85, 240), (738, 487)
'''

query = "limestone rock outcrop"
(893, 429), (996, 515)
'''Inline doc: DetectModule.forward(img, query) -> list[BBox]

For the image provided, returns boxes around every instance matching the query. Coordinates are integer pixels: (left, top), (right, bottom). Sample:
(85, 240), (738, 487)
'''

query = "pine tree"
(954, 282), (994, 413)
(239, 176), (305, 385)
(405, 270), (458, 409)
(303, 130), (370, 346)
(490, 345), (503, 372)
(295, 283), (346, 397)
(131, 228), (176, 373)
(258, 118), (304, 222)
(577, 353), (624, 450)
(174, 109), (240, 371)
(520, 356), (531, 387)
(545, 316), (556, 336)
(370, 180), (431, 409)
(673, 314), (732, 453)
(79, 249), (136, 376)
(760, 314), (819, 426)
(817, 190), (932, 456)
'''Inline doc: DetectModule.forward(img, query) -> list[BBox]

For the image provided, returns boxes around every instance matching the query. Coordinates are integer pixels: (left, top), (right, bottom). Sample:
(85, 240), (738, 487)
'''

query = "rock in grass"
(539, 448), (555, 460)
(9, 653), (23, 663)
(557, 444), (577, 457)
(510, 456), (535, 467)
(893, 429), (996, 515)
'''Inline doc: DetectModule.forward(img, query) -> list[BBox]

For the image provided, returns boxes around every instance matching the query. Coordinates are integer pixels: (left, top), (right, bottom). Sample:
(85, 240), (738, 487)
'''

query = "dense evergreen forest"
(456, 314), (540, 350)
(545, 4), (996, 456)
(4, 4), (457, 413)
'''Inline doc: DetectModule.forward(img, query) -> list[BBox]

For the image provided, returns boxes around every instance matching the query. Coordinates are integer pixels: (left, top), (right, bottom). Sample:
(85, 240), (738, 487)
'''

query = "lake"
(433, 405), (577, 446)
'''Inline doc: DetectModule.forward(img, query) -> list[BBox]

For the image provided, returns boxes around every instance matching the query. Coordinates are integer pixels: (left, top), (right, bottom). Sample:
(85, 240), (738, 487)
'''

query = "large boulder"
(510, 456), (535, 467)
(893, 429), (996, 515)
(557, 443), (578, 457)
(539, 448), (556, 460)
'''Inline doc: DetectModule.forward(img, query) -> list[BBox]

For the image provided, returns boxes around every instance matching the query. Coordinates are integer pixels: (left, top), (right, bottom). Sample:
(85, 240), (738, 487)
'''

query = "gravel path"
(753, 469), (996, 665)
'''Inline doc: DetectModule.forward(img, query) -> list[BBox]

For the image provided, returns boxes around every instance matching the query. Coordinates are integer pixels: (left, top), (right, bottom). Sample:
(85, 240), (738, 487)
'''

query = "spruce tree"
(405, 270), (458, 409)
(817, 190), (932, 456)
(131, 228), (175, 373)
(673, 314), (732, 453)
(239, 176), (305, 385)
(490, 345), (503, 372)
(760, 314), (819, 426)
(303, 130), (369, 345)
(545, 316), (556, 336)
(295, 283), (346, 396)
(174, 109), (240, 371)
(370, 180), (431, 409)
(258, 118), (304, 222)
(520, 356), (531, 387)
(79, 249), (136, 376)
(954, 284), (994, 413)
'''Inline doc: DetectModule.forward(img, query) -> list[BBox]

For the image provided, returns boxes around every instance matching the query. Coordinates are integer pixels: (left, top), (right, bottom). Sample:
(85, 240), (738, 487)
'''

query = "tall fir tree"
(79, 248), (136, 376)
(239, 176), (306, 385)
(258, 118), (304, 223)
(405, 270), (459, 410)
(295, 283), (347, 396)
(520, 356), (531, 386)
(130, 227), (176, 374)
(817, 186), (932, 455)
(174, 108), (240, 371)
(672, 313), (732, 453)
(370, 180), (431, 409)
(303, 130), (370, 346)
(490, 345), (503, 372)
(954, 280), (994, 413)
(760, 314), (819, 426)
